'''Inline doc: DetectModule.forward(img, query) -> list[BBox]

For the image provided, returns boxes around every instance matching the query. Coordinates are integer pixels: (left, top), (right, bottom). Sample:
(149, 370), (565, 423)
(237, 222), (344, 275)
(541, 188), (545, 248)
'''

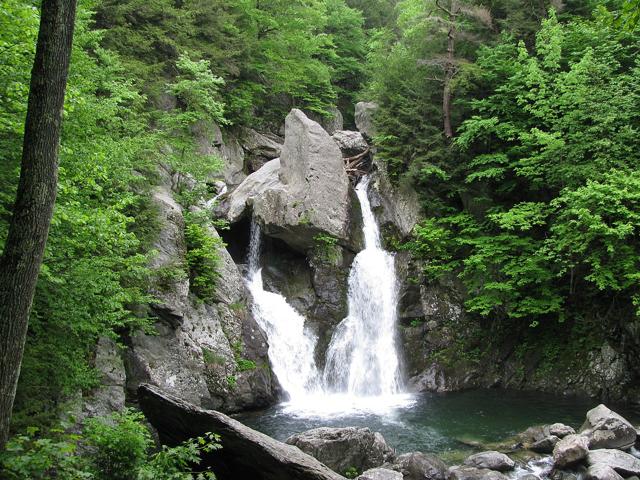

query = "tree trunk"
(443, 17), (456, 140)
(0, 0), (77, 449)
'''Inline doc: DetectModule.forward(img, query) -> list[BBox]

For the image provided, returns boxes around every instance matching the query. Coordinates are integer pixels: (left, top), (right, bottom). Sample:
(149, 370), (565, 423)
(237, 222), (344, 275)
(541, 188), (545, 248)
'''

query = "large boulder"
(586, 464), (625, 480)
(385, 452), (448, 480)
(531, 435), (561, 454)
(587, 450), (640, 476)
(227, 159), (282, 223)
(355, 102), (378, 139)
(357, 468), (403, 480)
(553, 434), (590, 468)
(332, 131), (370, 157)
(580, 404), (637, 450)
(138, 384), (344, 480)
(286, 427), (395, 475)
(463, 452), (515, 472)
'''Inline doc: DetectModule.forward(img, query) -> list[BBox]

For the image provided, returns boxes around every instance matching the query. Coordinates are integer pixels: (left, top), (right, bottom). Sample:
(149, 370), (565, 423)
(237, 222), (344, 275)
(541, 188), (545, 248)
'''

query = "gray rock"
(253, 109), (352, 251)
(355, 102), (378, 138)
(587, 449), (640, 476)
(191, 121), (246, 186)
(138, 384), (343, 480)
(286, 427), (395, 474)
(531, 435), (561, 454)
(519, 475), (541, 480)
(580, 404), (637, 450)
(357, 468), (403, 480)
(448, 466), (509, 480)
(553, 434), (590, 468)
(549, 424), (576, 439)
(83, 337), (126, 418)
(386, 451), (448, 480)
(586, 344), (632, 400)
(308, 107), (344, 135)
(332, 130), (370, 157)
(227, 159), (282, 223)
(464, 452), (515, 472)
(240, 127), (283, 172)
(585, 464), (624, 480)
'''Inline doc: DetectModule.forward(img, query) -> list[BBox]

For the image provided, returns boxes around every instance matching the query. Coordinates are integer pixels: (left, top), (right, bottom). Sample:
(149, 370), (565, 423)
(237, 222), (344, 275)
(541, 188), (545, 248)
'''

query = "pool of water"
(236, 389), (640, 457)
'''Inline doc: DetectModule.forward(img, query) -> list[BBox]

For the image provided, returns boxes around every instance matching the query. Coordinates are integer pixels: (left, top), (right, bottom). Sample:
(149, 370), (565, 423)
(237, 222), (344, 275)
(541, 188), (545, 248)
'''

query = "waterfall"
(245, 220), (321, 401)
(322, 176), (402, 396)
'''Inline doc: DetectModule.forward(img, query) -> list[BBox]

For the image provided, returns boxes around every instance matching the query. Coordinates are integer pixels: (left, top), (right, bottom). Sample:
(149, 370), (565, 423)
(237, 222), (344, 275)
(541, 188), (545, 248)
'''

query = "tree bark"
(0, 0), (77, 449)
(443, 13), (456, 140)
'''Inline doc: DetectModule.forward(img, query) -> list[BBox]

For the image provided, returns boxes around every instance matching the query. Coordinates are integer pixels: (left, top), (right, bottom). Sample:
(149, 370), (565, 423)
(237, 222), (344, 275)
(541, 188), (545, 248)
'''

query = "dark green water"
(237, 389), (640, 455)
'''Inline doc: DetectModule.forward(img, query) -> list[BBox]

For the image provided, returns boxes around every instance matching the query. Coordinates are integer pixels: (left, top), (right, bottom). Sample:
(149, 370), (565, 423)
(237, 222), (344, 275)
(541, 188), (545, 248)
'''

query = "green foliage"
(344, 466), (360, 479)
(313, 233), (341, 263)
(0, 411), (221, 480)
(184, 218), (225, 302)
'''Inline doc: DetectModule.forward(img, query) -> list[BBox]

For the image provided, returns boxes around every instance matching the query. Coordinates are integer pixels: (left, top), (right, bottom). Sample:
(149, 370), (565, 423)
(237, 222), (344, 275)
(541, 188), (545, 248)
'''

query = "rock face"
(83, 337), (126, 418)
(125, 183), (275, 412)
(463, 452), (515, 472)
(385, 452), (448, 480)
(580, 404), (637, 449)
(286, 427), (395, 475)
(138, 384), (344, 480)
(332, 130), (370, 157)
(553, 434), (590, 468)
(227, 159), (282, 223)
(355, 102), (378, 138)
(240, 127), (283, 172)
(227, 109), (353, 252)
(587, 450), (640, 476)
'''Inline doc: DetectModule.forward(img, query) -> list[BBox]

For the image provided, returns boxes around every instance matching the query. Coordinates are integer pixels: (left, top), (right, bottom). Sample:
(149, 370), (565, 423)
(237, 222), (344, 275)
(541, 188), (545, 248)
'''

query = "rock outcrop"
(125, 182), (275, 412)
(355, 102), (378, 139)
(83, 337), (126, 418)
(286, 427), (395, 475)
(240, 127), (283, 172)
(580, 404), (637, 450)
(227, 109), (353, 252)
(138, 384), (344, 480)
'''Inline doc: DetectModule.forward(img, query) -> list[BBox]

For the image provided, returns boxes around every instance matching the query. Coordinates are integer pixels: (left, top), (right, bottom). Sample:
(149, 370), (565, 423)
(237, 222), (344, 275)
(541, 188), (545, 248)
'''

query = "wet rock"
(580, 404), (637, 450)
(448, 466), (509, 480)
(286, 426), (395, 474)
(585, 464), (624, 480)
(357, 468), (403, 480)
(531, 435), (561, 454)
(332, 130), (369, 157)
(553, 434), (589, 468)
(355, 102), (378, 139)
(385, 451), (448, 480)
(464, 451), (515, 472)
(587, 449), (640, 476)
(138, 384), (343, 480)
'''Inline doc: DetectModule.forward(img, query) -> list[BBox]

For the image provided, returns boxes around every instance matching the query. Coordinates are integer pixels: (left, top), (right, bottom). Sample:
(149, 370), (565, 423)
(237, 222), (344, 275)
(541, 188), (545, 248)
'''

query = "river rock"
(553, 434), (590, 468)
(580, 404), (637, 450)
(355, 102), (378, 138)
(385, 451), (448, 480)
(464, 452), (515, 472)
(448, 466), (509, 480)
(138, 384), (343, 480)
(357, 468), (403, 480)
(549, 424), (576, 438)
(586, 464), (625, 480)
(286, 427), (395, 475)
(587, 449), (640, 476)
(531, 435), (561, 454)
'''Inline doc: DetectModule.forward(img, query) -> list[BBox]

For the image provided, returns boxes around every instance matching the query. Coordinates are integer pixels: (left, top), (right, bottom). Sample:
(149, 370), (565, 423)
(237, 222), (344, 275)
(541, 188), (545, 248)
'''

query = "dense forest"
(0, 0), (639, 477)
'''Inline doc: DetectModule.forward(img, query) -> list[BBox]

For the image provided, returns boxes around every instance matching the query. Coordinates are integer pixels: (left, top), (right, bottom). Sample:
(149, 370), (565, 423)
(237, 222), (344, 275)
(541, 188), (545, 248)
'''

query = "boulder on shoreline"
(553, 434), (590, 468)
(286, 426), (395, 475)
(384, 451), (448, 480)
(463, 451), (515, 472)
(580, 405), (637, 450)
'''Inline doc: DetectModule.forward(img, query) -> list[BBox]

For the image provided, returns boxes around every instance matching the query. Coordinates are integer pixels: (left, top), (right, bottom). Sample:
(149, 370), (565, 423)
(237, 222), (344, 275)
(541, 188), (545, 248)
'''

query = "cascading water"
(245, 220), (321, 401)
(322, 176), (402, 396)
(245, 176), (409, 414)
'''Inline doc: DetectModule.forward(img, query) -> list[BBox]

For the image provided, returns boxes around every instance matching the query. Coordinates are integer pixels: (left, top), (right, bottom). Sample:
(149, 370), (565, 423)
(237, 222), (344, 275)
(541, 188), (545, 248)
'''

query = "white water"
(245, 221), (321, 401)
(323, 176), (402, 396)
(245, 176), (411, 415)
